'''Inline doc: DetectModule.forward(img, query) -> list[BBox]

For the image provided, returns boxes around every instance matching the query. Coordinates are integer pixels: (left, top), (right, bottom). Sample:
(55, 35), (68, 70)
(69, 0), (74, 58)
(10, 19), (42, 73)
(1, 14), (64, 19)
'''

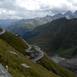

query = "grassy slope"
(0, 32), (28, 55)
(0, 39), (59, 77)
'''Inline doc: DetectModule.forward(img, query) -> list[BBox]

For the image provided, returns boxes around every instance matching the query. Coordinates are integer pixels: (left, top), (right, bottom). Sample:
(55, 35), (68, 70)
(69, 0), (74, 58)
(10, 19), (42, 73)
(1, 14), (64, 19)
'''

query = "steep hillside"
(0, 39), (58, 77)
(0, 29), (75, 77)
(29, 18), (77, 57)
(0, 31), (28, 54)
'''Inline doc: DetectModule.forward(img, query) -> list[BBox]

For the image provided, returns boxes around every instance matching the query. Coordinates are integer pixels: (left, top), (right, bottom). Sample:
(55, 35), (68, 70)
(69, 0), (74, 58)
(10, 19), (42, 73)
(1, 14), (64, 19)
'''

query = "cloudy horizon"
(0, 0), (77, 19)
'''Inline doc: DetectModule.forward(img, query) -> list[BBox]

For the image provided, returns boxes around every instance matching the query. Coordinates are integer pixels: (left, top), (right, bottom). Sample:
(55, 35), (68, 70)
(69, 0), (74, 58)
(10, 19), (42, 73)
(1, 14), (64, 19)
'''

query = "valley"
(0, 28), (75, 77)
(0, 11), (77, 77)
(0, 0), (77, 77)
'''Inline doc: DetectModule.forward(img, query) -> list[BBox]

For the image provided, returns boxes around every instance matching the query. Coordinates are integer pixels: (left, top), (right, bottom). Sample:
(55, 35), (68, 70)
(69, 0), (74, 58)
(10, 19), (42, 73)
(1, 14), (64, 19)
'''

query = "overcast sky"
(0, 0), (77, 19)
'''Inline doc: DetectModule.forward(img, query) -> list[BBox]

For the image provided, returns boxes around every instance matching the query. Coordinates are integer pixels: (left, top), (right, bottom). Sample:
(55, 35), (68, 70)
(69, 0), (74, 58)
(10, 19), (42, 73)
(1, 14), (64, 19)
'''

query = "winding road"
(26, 45), (44, 62)
(19, 35), (44, 62)
(0, 28), (44, 62)
(32, 45), (44, 62)
(0, 29), (5, 35)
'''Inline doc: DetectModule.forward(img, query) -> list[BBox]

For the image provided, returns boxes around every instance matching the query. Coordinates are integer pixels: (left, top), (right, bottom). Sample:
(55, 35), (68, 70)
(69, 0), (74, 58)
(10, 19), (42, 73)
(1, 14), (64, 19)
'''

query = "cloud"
(0, 0), (77, 19)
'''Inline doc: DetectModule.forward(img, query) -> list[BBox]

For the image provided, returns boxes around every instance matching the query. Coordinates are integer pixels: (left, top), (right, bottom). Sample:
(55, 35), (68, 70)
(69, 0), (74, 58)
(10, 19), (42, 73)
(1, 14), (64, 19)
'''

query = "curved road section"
(0, 29), (43, 63)
(26, 45), (44, 63)
(32, 45), (44, 62)
(20, 35), (44, 63)
(0, 29), (5, 35)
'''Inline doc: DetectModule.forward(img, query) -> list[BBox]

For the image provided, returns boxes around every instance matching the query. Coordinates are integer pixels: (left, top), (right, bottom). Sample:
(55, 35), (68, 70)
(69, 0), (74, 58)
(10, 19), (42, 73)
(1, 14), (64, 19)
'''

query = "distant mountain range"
(0, 11), (76, 30)
(6, 11), (77, 30)
(3, 11), (77, 39)
(0, 10), (77, 29)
